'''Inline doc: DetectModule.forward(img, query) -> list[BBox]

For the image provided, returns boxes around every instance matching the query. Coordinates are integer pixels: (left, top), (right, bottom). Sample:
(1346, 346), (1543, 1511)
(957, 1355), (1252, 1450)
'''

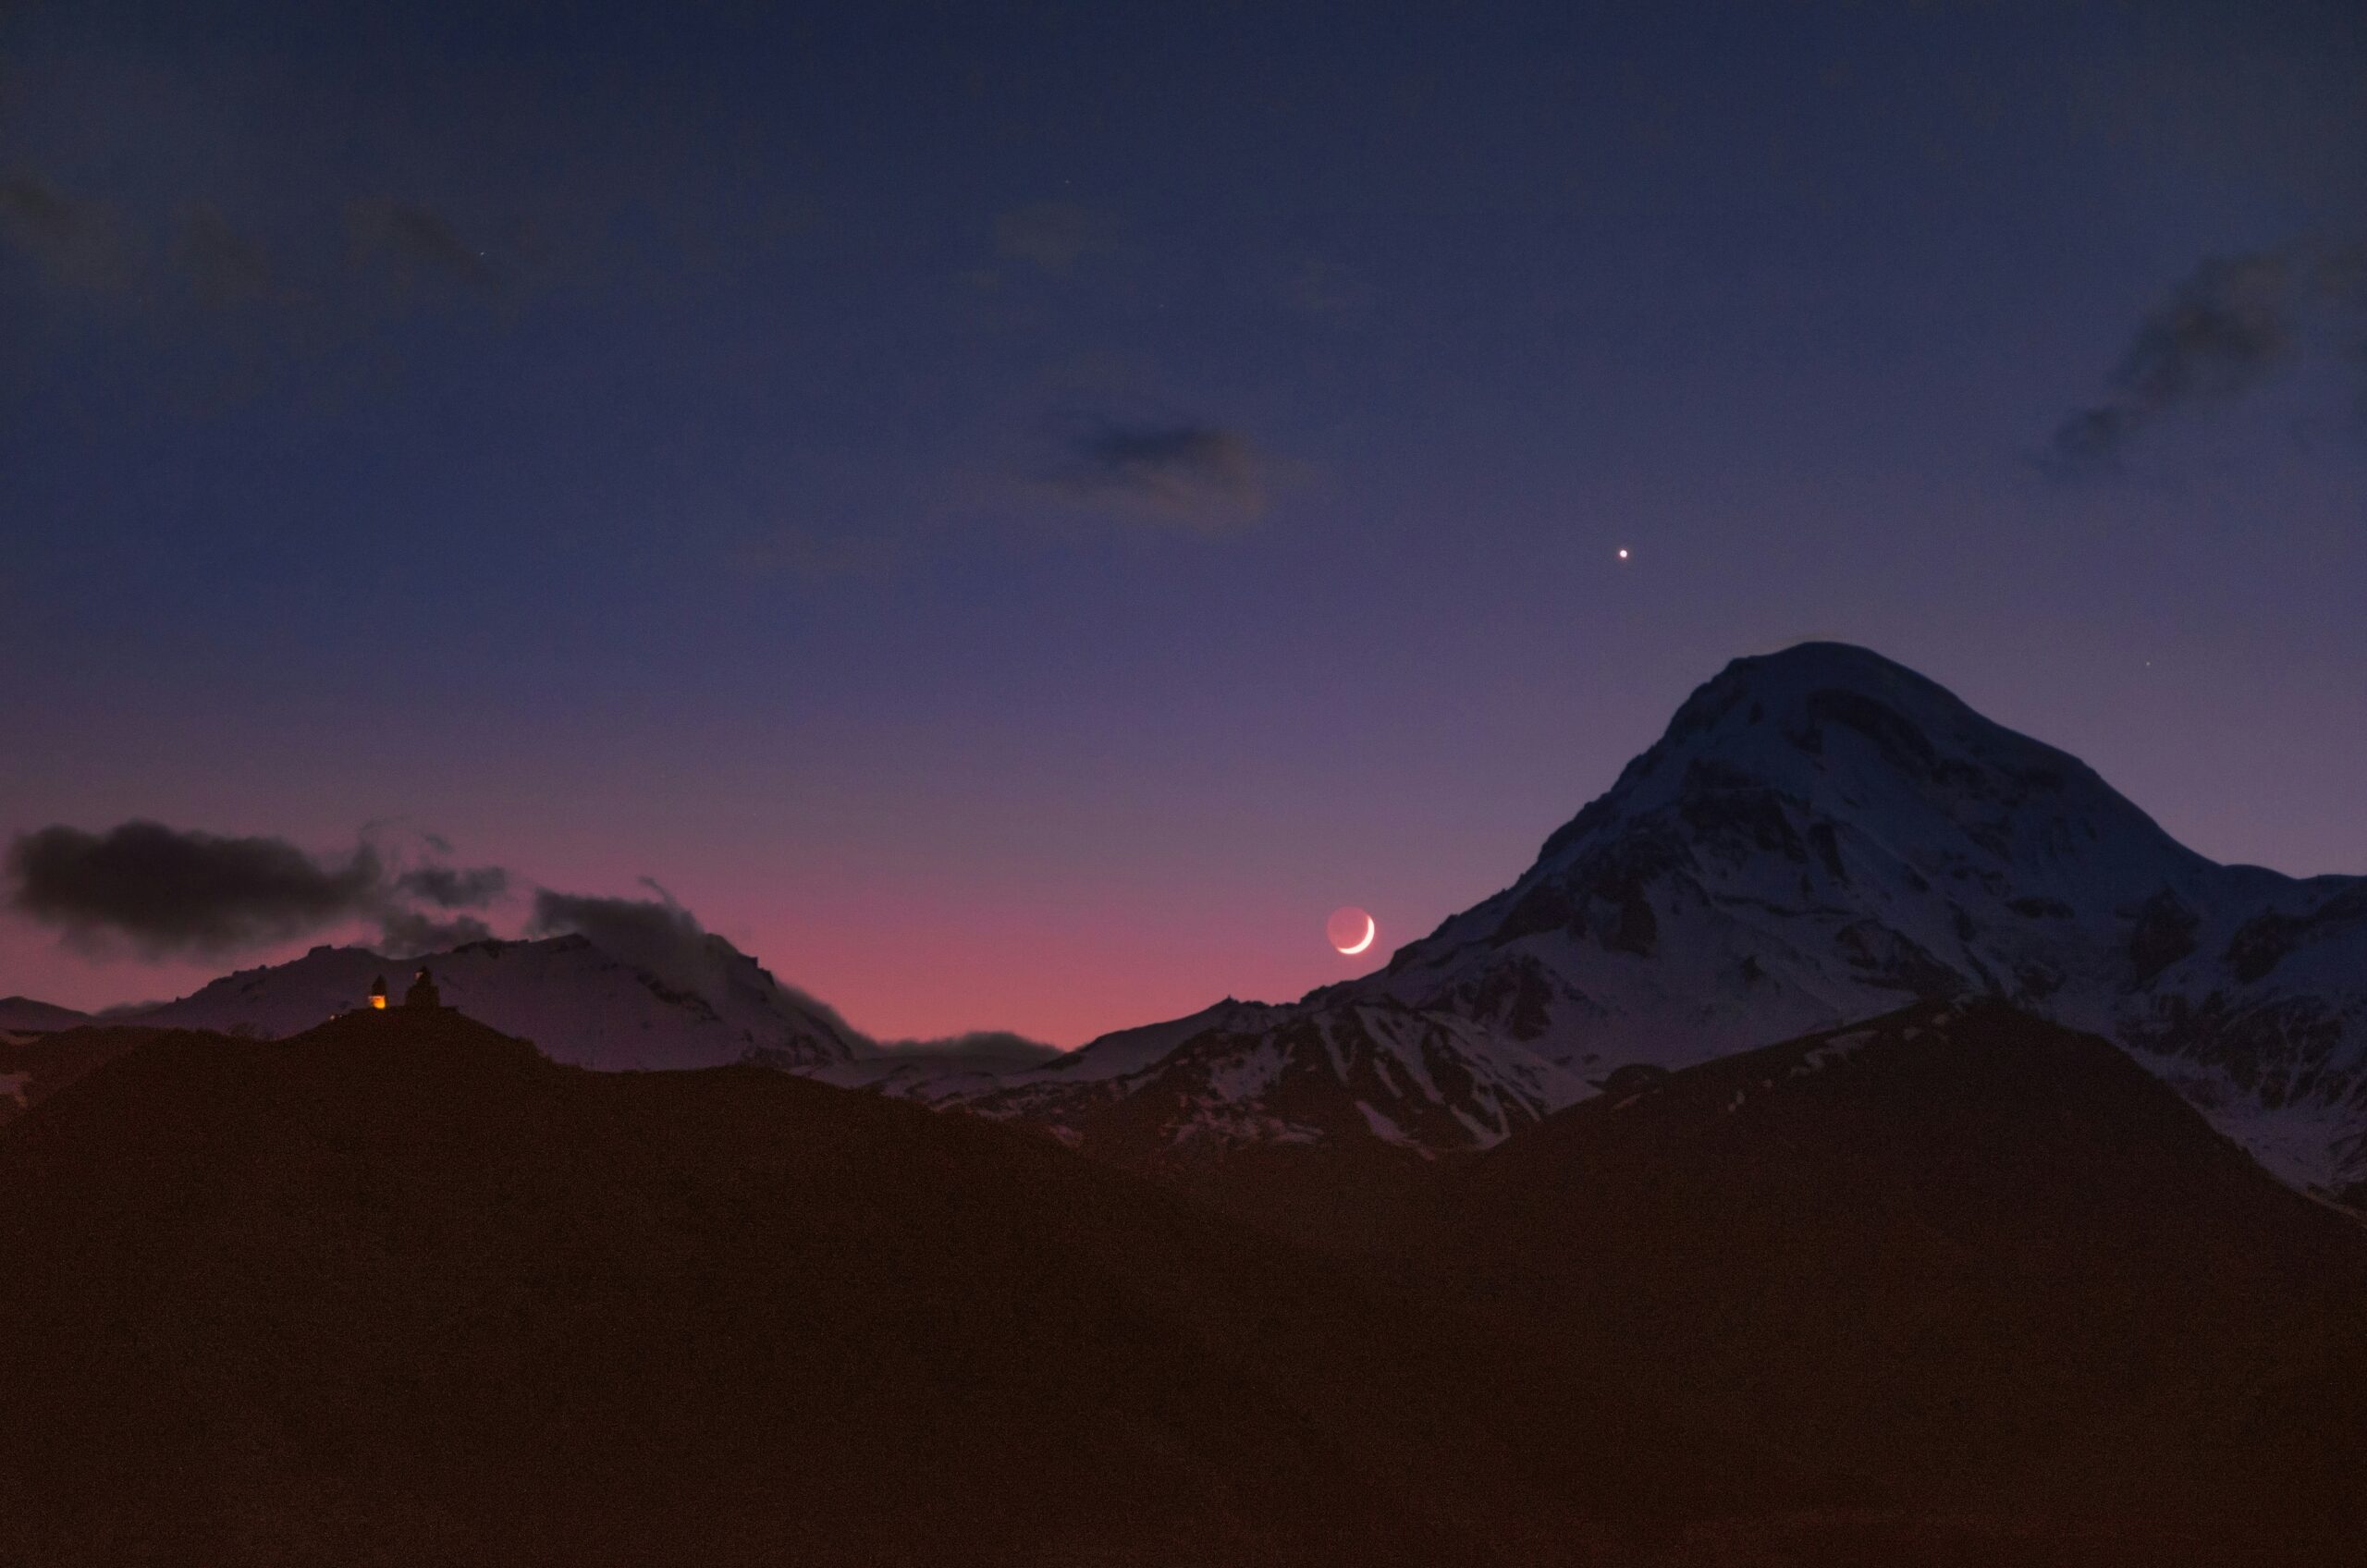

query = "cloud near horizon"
(3, 821), (508, 961)
(526, 881), (863, 1038)
(524, 885), (1058, 1058)
(399, 864), (510, 909)
(2044, 239), (2367, 474)
(3, 826), (1055, 1056)
(867, 1030), (1062, 1067)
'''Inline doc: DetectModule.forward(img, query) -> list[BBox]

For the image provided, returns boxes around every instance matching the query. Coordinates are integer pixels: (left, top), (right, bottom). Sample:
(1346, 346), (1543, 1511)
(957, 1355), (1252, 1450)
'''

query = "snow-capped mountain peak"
(125, 932), (864, 1072)
(914, 643), (2367, 1204)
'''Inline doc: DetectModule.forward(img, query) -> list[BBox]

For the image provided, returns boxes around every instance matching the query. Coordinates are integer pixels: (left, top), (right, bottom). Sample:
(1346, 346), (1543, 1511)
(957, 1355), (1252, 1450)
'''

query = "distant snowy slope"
(937, 998), (1582, 1160)
(910, 643), (2367, 1202)
(67, 642), (2367, 1201)
(1327, 643), (2367, 1197)
(129, 933), (864, 1072)
(1346, 643), (2206, 1063)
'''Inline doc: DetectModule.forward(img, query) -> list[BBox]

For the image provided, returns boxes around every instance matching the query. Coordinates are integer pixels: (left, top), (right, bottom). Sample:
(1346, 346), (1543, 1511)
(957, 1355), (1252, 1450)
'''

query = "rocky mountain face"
(125, 933), (864, 1072)
(953, 998), (1582, 1157)
(916, 644), (2367, 1204)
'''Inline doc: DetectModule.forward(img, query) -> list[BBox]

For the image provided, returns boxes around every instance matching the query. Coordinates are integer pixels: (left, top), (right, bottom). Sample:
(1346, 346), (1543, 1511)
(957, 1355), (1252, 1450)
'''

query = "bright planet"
(1326, 906), (1377, 956)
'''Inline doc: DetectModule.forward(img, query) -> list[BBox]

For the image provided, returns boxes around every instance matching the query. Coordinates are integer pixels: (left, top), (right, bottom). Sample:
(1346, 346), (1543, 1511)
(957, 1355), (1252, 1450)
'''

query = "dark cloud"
(868, 1030), (1061, 1068)
(377, 908), (496, 954)
(527, 882), (706, 973)
(398, 864), (509, 909)
(2045, 239), (2367, 474)
(3, 820), (512, 960)
(373, 861), (508, 955)
(5, 821), (385, 959)
(532, 886), (749, 996)
(528, 881), (866, 1042)
(1040, 421), (1274, 533)
(344, 197), (503, 297)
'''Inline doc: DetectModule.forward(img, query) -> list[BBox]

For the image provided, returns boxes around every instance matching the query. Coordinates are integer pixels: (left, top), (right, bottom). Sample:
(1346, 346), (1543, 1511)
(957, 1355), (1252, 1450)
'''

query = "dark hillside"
(0, 1008), (1669, 1567)
(6, 1003), (2362, 1563)
(1449, 1001), (2367, 1549)
(0, 1024), (178, 1132)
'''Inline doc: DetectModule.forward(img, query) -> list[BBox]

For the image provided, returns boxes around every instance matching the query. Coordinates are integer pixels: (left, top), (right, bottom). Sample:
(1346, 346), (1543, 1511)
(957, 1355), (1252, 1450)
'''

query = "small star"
(1617, 547), (1630, 561)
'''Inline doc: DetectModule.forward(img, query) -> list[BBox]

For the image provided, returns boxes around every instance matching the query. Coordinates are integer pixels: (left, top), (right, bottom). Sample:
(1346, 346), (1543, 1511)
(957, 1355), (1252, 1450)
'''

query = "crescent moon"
(1340, 914), (1376, 955)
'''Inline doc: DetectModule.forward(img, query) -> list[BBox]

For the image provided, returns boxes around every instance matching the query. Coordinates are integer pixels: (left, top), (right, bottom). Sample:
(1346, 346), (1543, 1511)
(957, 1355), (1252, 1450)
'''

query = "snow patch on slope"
(127, 935), (862, 1072)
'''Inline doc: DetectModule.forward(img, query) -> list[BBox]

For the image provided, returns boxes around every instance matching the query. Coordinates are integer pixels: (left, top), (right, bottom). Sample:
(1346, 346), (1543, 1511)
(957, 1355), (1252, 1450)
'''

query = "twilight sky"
(4, 0), (2363, 1044)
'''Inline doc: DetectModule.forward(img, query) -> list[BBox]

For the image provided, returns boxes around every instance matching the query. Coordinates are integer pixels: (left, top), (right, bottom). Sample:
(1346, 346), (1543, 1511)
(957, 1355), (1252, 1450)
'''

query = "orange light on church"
(371, 994), (387, 1010)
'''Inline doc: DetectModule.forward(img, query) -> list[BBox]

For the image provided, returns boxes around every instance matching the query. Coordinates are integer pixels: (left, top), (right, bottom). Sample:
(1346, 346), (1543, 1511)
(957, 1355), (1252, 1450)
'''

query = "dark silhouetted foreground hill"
(4, 1005), (2363, 1564)
(0, 1009), (1686, 1568)
(0, 1023), (166, 1132)
(1444, 1000), (2367, 1550)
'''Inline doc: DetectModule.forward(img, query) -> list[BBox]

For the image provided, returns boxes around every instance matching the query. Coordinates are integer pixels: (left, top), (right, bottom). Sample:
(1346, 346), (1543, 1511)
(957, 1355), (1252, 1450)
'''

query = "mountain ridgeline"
(5, 986), (2362, 1561)
(7, 643), (2367, 1560)
(24, 643), (2363, 1203)
(124, 930), (867, 1072)
(905, 643), (2367, 1207)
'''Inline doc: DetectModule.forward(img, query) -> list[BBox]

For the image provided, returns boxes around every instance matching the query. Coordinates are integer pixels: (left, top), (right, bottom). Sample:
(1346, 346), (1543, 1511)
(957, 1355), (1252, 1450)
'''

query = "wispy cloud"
(398, 864), (510, 909)
(1037, 420), (1277, 533)
(527, 880), (860, 1035)
(2043, 239), (2367, 475)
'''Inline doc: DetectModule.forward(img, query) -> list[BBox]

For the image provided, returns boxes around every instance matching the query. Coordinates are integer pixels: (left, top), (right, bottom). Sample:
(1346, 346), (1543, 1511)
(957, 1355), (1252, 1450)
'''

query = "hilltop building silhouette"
(405, 966), (444, 1011)
(368, 975), (389, 1011)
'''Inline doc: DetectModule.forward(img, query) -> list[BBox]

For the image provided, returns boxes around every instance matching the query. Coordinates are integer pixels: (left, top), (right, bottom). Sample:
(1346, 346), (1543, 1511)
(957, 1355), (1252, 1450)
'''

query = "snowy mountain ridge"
(14, 642), (2361, 1202)
(913, 644), (2367, 1202)
(926, 998), (1585, 1158)
(126, 932), (865, 1072)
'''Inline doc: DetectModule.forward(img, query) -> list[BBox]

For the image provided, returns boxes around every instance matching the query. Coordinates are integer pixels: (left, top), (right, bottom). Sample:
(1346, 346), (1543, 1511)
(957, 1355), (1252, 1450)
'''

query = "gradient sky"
(4, 0), (2363, 1044)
